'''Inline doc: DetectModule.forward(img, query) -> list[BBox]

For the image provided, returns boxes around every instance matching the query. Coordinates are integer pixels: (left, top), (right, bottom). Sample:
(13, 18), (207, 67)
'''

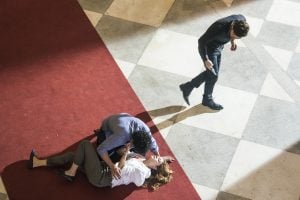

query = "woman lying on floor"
(28, 140), (174, 190)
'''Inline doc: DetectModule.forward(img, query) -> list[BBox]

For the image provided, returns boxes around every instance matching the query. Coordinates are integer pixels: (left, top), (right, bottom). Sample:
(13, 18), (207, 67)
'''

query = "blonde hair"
(144, 161), (173, 191)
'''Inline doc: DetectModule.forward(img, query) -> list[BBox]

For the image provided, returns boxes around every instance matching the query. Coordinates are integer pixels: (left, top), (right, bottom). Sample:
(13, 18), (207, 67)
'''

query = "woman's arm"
(161, 155), (175, 162)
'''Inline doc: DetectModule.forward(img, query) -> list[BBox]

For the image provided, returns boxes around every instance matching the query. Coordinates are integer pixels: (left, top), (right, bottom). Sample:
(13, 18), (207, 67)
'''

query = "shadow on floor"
(1, 134), (138, 200)
(137, 104), (219, 132)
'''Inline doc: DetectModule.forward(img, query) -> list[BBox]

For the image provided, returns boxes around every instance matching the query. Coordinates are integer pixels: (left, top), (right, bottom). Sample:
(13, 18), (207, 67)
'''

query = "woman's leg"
(46, 152), (74, 167)
(32, 152), (74, 168)
(71, 140), (112, 187)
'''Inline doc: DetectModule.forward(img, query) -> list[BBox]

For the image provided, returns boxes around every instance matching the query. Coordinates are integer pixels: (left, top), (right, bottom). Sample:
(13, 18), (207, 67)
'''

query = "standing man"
(179, 14), (249, 110)
(95, 113), (159, 179)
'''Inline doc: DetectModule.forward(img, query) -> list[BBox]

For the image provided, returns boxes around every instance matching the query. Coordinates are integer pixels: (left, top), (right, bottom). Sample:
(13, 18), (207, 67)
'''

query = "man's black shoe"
(202, 99), (223, 110)
(179, 83), (193, 105)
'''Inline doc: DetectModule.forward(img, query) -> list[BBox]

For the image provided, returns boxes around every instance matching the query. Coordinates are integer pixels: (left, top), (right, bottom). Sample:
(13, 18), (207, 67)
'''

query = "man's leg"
(180, 70), (206, 105)
(202, 52), (223, 110)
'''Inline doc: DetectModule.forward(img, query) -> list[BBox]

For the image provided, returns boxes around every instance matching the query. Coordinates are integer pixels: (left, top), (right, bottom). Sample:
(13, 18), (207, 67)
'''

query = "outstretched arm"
(161, 155), (175, 163)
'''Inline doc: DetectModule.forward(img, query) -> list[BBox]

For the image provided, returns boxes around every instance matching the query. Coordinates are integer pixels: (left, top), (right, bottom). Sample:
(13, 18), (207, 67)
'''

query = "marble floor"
(1, 0), (300, 199)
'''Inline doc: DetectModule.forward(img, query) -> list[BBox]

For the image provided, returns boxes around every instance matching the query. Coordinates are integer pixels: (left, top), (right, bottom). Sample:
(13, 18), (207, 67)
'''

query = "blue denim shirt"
(97, 113), (159, 156)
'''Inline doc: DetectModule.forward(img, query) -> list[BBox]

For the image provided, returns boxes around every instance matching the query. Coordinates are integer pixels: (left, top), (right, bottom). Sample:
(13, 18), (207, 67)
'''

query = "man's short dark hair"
(233, 20), (249, 37)
(132, 131), (151, 156)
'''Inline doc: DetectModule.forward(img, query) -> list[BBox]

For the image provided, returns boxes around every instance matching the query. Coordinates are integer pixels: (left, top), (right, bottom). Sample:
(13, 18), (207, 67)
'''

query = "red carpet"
(0, 0), (200, 199)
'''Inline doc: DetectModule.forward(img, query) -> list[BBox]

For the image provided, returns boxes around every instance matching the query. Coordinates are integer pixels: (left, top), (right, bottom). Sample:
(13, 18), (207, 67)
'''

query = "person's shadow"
(136, 104), (219, 133)
(1, 134), (139, 200)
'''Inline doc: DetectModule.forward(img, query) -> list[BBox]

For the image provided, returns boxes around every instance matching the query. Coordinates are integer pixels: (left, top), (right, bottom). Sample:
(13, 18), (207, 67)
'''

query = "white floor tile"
(263, 45), (293, 71)
(266, 0), (300, 27)
(180, 85), (257, 138)
(221, 140), (300, 200)
(115, 59), (135, 78)
(245, 15), (264, 38)
(138, 29), (202, 78)
(260, 73), (294, 102)
(105, 0), (175, 27)
(296, 40), (300, 53)
(193, 183), (219, 200)
(295, 80), (300, 87)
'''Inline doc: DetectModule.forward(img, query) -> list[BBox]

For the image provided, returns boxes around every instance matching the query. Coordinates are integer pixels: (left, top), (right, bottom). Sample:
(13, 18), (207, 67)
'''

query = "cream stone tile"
(221, 140), (300, 200)
(138, 29), (202, 78)
(260, 73), (294, 102)
(180, 85), (257, 138)
(193, 183), (219, 200)
(0, 177), (7, 195)
(83, 10), (102, 27)
(245, 15), (264, 38)
(0, 193), (8, 200)
(296, 40), (300, 53)
(266, 0), (300, 27)
(105, 0), (175, 27)
(263, 45), (293, 71)
(115, 59), (135, 78)
(222, 0), (234, 7)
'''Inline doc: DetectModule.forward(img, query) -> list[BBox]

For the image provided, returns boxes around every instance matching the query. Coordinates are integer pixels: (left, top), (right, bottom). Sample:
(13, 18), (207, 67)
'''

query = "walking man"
(179, 14), (249, 110)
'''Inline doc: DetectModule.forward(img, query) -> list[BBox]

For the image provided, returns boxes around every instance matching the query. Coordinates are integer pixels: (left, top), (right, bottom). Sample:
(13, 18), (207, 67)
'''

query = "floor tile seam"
(133, 62), (197, 80)
(134, 60), (266, 99)
(174, 121), (244, 141)
(240, 135), (300, 157)
(243, 35), (300, 104)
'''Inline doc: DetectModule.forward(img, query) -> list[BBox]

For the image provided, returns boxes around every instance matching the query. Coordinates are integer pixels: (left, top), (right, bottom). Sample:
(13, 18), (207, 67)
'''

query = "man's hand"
(116, 143), (131, 156)
(154, 151), (160, 157)
(110, 164), (121, 179)
(162, 156), (175, 163)
(204, 59), (214, 70)
(230, 40), (237, 51)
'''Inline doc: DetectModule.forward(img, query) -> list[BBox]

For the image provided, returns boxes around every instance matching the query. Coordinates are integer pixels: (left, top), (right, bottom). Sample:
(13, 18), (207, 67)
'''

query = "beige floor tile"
(84, 10), (102, 27)
(221, 140), (300, 200)
(0, 177), (8, 199)
(105, 0), (175, 27)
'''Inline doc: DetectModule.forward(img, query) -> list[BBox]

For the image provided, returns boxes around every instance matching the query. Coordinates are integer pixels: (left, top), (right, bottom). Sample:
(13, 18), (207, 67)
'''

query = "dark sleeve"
(198, 22), (224, 61)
